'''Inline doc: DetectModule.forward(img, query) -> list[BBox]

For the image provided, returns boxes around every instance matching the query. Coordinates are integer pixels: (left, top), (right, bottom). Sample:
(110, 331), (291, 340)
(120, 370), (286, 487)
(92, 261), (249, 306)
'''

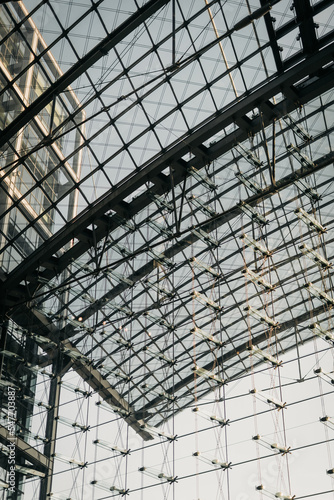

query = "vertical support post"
(49, 94), (56, 136)
(295, 327), (303, 382)
(0, 318), (8, 381)
(169, 165), (180, 235)
(172, 0), (176, 66)
(39, 357), (62, 500)
(271, 119), (276, 185)
(40, 263), (70, 499)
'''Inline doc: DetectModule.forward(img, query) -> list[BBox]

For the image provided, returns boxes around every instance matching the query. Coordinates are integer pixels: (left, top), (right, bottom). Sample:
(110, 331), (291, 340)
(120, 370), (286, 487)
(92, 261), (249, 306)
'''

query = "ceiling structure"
(0, 0), (333, 497)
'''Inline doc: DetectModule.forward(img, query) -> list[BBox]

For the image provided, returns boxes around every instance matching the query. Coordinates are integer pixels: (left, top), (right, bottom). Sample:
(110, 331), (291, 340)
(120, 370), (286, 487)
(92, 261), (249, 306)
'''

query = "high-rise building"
(0, 1), (333, 500)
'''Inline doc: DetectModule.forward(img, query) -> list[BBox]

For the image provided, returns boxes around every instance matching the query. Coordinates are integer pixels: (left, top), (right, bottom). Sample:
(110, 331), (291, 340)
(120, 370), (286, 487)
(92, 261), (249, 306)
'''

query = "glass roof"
(0, 0), (333, 498)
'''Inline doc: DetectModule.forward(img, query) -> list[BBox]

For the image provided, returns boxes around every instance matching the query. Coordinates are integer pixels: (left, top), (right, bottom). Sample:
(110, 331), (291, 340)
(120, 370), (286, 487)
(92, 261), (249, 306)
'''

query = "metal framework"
(0, 0), (333, 498)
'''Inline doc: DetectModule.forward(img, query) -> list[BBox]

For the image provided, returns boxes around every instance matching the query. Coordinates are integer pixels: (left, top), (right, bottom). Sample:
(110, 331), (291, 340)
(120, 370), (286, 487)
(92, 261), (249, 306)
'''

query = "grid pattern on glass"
(0, 3), (333, 496)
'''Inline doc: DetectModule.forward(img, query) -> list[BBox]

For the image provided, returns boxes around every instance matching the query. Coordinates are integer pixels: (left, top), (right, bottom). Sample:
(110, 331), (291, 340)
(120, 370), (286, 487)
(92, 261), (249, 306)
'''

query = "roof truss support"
(1, 42), (333, 304)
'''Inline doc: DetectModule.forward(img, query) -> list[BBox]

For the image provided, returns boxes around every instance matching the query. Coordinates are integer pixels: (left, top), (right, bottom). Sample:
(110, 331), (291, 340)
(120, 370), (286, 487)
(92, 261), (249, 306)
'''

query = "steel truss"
(0, 1), (333, 498)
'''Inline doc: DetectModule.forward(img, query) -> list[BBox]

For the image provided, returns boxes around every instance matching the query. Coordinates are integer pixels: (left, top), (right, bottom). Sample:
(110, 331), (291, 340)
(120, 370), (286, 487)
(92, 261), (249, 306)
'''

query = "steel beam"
(39, 358), (61, 500)
(0, 0), (170, 150)
(72, 361), (153, 441)
(0, 310), (154, 442)
(38, 342), (153, 441)
(3, 138), (334, 317)
(0, 425), (49, 471)
(7, 151), (333, 348)
(1, 43), (333, 299)
(3, 154), (333, 430)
